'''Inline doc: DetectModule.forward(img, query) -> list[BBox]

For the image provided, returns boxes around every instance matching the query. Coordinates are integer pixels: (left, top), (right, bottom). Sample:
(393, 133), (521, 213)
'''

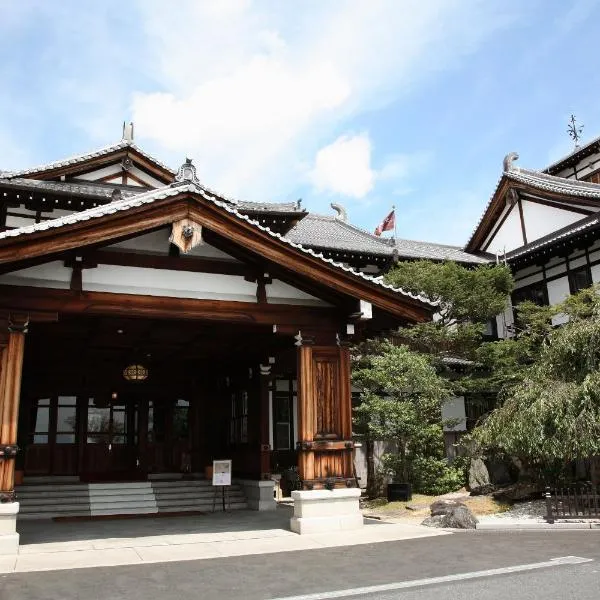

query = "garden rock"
(422, 499), (478, 529)
(468, 458), (491, 493)
(487, 459), (512, 485)
(492, 482), (542, 503)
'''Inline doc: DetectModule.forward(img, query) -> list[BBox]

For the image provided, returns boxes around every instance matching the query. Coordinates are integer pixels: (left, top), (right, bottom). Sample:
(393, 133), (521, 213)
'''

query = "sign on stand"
(212, 459), (232, 511)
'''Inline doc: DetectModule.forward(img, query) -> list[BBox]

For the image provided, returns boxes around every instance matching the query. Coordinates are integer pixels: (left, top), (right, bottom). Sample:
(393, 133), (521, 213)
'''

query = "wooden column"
(0, 314), (28, 501)
(259, 364), (272, 479)
(296, 341), (355, 490)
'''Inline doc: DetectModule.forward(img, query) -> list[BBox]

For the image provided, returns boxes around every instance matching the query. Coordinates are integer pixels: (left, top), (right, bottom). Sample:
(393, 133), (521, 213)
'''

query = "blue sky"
(1, 0), (600, 246)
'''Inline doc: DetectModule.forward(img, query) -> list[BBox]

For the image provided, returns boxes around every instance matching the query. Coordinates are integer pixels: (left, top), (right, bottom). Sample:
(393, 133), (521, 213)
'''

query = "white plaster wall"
(521, 200), (584, 243)
(570, 255), (588, 269)
(514, 272), (544, 289)
(485, 205), (525, 254)
(0, 261), (71, 289)
(83, 265), (259, 302)
(5, 216), (34, 228)
(546, 262), (567, 279)
(495, 303), (515, 339)
(128, 166), (165, 189)
(74, 165), (122, 181)
(267, 279), (331, 307)
(547, 276), (570, 325)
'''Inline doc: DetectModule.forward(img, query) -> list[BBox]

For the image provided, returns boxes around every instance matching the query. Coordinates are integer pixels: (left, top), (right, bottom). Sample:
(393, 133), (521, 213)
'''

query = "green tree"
(469, 287), (600, 483)
(352, 259), (514, 496)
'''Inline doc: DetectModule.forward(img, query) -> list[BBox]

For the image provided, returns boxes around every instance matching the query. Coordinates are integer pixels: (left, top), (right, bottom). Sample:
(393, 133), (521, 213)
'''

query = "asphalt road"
(2, 531), (600, 600)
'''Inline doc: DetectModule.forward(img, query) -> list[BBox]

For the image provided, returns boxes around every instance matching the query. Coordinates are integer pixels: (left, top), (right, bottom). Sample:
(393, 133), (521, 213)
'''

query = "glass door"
(83, 396), (140, 480)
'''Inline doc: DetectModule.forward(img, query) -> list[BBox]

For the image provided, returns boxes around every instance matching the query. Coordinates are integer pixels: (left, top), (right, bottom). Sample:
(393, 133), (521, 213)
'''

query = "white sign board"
(442, 397), (467, 432)
(212, 459), (232, 486)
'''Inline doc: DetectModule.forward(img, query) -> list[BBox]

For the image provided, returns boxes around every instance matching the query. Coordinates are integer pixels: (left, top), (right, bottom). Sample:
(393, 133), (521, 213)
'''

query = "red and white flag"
(374, 210), (395, 236)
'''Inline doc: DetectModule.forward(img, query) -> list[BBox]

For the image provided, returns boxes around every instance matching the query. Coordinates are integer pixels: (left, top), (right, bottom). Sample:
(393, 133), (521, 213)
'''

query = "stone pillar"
(292, 341), (362, 533)
(0, 313), (28, 555)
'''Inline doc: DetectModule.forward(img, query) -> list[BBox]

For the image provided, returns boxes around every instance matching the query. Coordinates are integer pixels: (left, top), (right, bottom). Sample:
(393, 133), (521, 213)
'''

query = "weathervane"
(567, 114), (584, 148)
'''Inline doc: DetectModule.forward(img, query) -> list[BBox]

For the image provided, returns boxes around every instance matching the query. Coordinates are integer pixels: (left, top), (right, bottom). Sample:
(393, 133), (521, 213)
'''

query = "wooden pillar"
(296, 341), (355, 490)
(259, 364), (272, 479)
(0, 314), (28, 501)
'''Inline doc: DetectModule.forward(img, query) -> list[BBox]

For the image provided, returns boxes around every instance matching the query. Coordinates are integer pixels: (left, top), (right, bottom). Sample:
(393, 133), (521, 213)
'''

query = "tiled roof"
(465, 166), (600, 250)
(4, 140), (176, 178)
(0, 177), (141, 200)
(544, 135), (600, 174)
(0, 183), (434, 308)
(506, 213), (600, 261)
(238, 200), (303, 213)
(286, 213), (488, 263)
(395, 238), (490, 264)
(507, 167), (600, 199)
(286, 214), (395, 256)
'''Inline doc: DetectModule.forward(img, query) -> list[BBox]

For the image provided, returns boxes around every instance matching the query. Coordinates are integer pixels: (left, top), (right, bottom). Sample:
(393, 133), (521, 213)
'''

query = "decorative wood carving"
(170, 218), (204, 254)
(297, 345), (354, 489)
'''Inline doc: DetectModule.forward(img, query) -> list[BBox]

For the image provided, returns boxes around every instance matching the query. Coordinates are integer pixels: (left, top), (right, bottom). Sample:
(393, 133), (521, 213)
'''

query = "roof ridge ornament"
(122, 121), (134, 142)
(174, 158), (200, 185)
(503, 152), (519, 172)
(567, 114), (584, 149)
(330, 202), (348, 222)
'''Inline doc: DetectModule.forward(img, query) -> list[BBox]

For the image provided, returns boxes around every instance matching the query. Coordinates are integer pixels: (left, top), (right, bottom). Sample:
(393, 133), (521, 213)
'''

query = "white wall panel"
(83, 265), (259, 302)
(0, 261), (71, 289)
(485, 205), (525, 254)
(267, 279), (331, 307)
(521, 200), (583, 243)
(591, 264), (600, 284)
(547, 276), (570, 325)
(128, 166), (164, 189)
(74, 165), (122, 181)
(514, 272), (544, 289)
(6, 216), (34, 228)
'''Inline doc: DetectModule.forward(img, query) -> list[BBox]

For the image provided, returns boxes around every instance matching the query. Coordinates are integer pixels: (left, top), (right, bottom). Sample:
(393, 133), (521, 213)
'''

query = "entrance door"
(83, 396), (142, 481)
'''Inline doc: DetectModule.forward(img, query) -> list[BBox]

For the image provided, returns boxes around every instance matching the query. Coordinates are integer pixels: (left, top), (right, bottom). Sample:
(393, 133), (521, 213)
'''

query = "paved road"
(2, 531), (600, 600)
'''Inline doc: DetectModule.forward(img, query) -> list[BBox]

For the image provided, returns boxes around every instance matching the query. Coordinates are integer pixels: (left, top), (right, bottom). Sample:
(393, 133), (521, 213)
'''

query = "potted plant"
(383, 455), (412, 501)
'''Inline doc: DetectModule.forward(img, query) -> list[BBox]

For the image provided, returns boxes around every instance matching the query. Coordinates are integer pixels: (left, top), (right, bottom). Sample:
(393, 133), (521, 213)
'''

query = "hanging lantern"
(123, 364), (149, 382)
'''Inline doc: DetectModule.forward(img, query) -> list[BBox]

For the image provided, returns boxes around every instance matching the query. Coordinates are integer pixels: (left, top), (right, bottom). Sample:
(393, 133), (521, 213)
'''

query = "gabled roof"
(544, 135), (600, 175)
(3, 139), (176, 182)
(465, 164), (600, 252)
(0, 181), (435, 316)
(286, 213), (394, 256)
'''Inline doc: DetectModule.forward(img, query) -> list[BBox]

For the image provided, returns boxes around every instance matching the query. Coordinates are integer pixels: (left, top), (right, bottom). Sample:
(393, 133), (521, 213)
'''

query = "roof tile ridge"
(6, 140), (130, 178)
(305, 212), (393, 246)
(543, 133), (600, 173)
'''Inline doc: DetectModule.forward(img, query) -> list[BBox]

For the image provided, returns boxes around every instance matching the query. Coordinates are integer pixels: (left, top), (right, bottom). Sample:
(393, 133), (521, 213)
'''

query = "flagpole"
(392, 204), (396, 241)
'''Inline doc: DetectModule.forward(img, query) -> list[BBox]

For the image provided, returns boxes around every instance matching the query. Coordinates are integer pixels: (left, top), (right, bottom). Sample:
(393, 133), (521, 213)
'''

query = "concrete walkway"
(0, 506), (449, 574)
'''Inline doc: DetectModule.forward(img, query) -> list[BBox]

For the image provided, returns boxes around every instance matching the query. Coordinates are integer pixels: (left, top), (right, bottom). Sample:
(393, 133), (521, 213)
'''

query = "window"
(147, 400), (166, 443)
(30, 398), (50, 444)
(512, 281), (548, 307)
(55, 396), (77, 444)
(273, 378), (296, 451)
(569, 265), (592, 294)
(173, 399), (189, 440)
(230, 391), (248, 444)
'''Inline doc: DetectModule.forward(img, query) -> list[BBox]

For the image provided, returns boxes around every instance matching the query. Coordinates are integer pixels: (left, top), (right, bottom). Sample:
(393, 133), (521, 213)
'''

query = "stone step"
(158, 502), (247, 513)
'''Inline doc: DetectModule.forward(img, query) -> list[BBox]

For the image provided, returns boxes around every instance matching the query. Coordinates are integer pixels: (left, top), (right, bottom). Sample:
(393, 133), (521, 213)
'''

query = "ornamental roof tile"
(0, 183), (434, 308)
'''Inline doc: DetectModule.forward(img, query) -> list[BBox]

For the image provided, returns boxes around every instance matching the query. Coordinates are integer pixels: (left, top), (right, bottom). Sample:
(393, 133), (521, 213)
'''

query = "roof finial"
(330, 202), (348, 222)
(122, 121), (134, 142)
(503, 152), (519, 172)
(567, 114), (583, 148)
(174, 157), (200, 185)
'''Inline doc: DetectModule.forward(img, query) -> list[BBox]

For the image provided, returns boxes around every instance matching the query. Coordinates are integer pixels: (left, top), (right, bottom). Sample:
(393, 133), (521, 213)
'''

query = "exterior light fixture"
(123, 364), (149, 382)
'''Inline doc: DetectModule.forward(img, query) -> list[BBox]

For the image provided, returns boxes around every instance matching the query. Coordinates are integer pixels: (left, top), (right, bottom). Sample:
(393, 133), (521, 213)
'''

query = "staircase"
(16, 479), (248, 520)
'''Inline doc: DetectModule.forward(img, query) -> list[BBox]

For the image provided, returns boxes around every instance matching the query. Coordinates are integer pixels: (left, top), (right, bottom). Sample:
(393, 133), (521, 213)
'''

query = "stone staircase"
(15, 479), (248, 520)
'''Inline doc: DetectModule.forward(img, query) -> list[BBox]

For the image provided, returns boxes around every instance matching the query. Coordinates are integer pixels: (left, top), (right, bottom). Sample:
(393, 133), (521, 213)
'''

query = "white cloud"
(310, 133), (374, 198)
(126, 0), (516, 200)
(309, 134), (431, 199)
(0, 0), (517, 204)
